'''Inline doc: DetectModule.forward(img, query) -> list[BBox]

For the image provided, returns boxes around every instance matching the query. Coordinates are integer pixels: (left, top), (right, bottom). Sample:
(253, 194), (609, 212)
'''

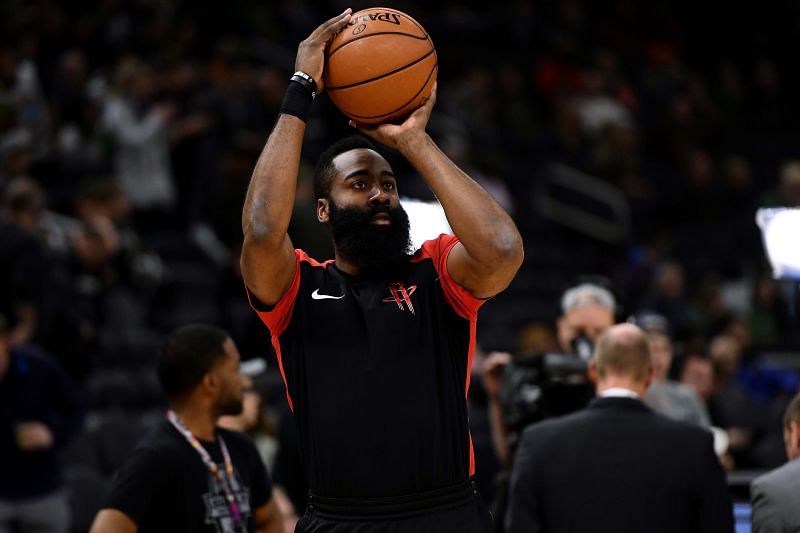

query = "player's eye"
(353, 181), (366, 189)
(382, 181), (395, 191)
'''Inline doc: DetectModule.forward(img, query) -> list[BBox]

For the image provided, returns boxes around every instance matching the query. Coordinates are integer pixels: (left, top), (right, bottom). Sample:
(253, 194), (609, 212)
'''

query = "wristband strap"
(290, 71), (317, 99)
(280, 80), (314, 122)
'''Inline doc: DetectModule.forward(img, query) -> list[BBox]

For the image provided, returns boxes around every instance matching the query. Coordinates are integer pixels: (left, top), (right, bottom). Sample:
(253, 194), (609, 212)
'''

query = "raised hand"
(295, 8), (352, 93)
(348, 83), (437, 153)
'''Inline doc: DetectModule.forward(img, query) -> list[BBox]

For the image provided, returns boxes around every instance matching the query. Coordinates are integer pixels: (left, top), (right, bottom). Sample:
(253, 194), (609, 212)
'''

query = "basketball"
(324, 7), (437, 125)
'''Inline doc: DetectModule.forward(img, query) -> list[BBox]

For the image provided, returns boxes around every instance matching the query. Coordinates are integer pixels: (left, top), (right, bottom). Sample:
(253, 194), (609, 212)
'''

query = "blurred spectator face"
(557, 305), (614, 354)
(59, 49), (87, 88)
(3, 177), (45, 230)
(779, 161), (800, 206)
(709, 334), (742, 376)
(655, 262), (685, 300)
(132, 65), (157, 101)
(680, 355), (714, 401)
(0, 48), (16, 84)
(723, 155), (752, 192)
(72, 228), (110, 271)
(648, 333), (673, 381)
(786, 420), (800, 461)
(686, 150), (714, 188)
(517, 322), (558, 354)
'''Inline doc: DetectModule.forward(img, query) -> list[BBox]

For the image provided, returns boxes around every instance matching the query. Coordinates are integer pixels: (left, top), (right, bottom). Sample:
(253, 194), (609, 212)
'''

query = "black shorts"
(295, 479), (492, 533)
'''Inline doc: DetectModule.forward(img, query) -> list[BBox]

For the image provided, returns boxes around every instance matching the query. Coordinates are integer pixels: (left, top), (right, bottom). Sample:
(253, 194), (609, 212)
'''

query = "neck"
(334, 251), (362, 276)
(596, 376), (647, 398)
(172, 400), (217, 441)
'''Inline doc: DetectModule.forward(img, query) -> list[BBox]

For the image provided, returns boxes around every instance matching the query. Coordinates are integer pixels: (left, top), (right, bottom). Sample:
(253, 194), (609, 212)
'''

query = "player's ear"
(317, 198), (330, 223)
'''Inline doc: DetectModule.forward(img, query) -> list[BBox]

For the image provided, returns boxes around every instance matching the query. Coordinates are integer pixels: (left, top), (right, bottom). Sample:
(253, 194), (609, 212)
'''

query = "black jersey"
(249, 234), (485, 499)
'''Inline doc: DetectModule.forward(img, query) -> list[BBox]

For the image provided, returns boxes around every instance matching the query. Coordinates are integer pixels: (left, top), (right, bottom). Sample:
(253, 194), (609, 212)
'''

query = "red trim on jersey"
(245, 250), (333, 412)
(413, 235), (483, 477)
(271, 335), (293, 412)
(411, 234), (485, 320)
(466, 312), (478, 475)
(469, 433), (476, 477)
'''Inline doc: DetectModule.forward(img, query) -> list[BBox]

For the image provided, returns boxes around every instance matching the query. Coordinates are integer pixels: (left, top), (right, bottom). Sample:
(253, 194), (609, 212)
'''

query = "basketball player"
(240, 9), (523, 532)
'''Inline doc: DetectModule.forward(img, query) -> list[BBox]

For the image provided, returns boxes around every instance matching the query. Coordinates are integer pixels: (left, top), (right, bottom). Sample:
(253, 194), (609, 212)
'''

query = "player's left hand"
(349, 83), (437, 153)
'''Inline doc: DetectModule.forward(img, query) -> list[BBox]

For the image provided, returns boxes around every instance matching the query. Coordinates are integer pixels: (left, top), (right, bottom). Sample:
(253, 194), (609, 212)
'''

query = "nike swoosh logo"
(311, 289), (345, 300)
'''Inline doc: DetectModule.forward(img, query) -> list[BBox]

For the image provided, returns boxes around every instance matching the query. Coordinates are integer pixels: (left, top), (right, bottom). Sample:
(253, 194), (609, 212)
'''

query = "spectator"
(0, 315), (84, 532)
(102, 57), (175, 233)
(506, 324), (733, 533)
(638, 314), (711, 427)
(751, 391), (800, 533)
(90, 324), (282, 533)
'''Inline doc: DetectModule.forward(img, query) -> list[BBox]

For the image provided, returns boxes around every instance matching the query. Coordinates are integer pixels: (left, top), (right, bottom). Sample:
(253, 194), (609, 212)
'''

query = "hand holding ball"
(324, 8), (437, 125)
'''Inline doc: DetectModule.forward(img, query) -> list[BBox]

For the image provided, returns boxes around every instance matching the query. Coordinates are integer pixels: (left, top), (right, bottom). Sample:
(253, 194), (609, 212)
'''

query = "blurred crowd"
(2, 0), (800, 530)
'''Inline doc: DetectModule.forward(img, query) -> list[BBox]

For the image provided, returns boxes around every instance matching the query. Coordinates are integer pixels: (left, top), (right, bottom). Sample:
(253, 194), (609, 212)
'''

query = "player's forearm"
(399, 133), (523, 267)
(241, 115), (305, 249)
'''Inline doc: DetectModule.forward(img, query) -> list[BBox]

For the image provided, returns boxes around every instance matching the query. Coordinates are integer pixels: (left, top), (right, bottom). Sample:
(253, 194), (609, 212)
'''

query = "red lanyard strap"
(167, 410), (242, 525)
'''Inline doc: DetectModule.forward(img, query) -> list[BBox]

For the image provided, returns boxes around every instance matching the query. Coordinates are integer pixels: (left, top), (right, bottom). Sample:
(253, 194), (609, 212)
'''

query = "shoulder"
(133, 421), (184, 458)
(217, 428), (261, 459)
(645, 408), (712, 442)
(411, 234), (458, 263)
(753, 460), (800, 494)
(518, 411), (583, 448)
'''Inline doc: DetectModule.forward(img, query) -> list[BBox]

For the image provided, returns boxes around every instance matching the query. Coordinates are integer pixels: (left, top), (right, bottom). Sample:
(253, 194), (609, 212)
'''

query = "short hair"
(594, 324), (652, 382)
(561, 283), (616, 314)
(2, 177), (45, 213)
(784, 392), (800, 431)
(313, 135), (378, 200)
(157, 324), (230, 401)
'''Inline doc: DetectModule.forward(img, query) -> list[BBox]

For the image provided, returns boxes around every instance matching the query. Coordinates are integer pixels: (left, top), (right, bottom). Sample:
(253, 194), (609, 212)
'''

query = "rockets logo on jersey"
(382, 282), (417, 314)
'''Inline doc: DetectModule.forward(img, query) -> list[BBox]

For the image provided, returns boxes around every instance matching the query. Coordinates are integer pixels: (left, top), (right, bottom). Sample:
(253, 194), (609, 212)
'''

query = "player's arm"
(353, 87), (523, 298)
(90, 509), (138, 533)
(254, 498), (283, 533)
(240, 9), (352, 306)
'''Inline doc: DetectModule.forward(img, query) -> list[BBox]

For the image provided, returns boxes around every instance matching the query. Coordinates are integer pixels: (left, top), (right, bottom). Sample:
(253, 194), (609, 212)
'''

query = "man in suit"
(751, 392), (800, 533)
(506, 323), (733, 533)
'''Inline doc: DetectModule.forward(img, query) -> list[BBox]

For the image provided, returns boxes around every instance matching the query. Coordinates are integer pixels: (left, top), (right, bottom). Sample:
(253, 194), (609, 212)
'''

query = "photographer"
(486, 282), (617, 464)
(484, 282), (617, 532)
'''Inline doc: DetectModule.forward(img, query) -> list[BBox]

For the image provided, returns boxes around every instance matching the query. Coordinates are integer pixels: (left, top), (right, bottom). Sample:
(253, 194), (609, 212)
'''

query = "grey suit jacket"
(752, 458), (800, 533)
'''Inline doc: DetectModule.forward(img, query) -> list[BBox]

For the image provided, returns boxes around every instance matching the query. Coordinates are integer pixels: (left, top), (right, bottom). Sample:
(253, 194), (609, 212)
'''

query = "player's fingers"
(314, 8), (352, 41)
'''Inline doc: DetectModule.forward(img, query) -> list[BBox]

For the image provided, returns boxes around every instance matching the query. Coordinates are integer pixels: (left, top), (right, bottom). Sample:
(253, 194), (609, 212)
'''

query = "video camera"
(499, 339), (595, 435)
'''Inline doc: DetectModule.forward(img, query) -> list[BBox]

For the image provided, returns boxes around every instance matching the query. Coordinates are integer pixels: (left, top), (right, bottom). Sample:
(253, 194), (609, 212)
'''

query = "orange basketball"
(324, 7), (437, 125)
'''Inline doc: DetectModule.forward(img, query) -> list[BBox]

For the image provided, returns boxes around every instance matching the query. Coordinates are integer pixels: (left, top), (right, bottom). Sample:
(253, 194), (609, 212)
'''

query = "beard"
(217, 391), (244, 417)
(328, 201), (412, 271)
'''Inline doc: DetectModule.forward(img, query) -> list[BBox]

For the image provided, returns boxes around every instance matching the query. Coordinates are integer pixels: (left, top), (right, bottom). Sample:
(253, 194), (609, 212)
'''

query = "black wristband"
(290, 71), (317, 98)
(280, 80), (314, 122)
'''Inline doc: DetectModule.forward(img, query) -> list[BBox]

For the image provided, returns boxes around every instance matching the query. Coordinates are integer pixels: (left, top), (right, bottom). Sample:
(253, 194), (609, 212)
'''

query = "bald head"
(594, 323), (652, 384)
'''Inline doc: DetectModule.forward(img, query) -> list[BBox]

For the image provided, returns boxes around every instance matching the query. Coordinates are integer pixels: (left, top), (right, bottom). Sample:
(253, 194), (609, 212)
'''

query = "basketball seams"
(328, 31), (429, 58)
(327, 48), (436, 90)
(324, 7), (436, 124)
(342, 61), (438, 120)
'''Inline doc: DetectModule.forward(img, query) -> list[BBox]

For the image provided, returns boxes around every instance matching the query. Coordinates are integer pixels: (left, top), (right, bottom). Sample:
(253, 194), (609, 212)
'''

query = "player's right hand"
(295, 8), (352, 93)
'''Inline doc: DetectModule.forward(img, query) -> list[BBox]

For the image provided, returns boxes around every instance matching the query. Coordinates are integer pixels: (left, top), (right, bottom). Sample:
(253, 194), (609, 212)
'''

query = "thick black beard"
(328, 201), (412, 272)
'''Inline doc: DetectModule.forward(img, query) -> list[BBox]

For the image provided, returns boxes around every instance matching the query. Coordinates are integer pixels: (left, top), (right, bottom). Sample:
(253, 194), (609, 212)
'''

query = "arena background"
(2, 1), (799, 531)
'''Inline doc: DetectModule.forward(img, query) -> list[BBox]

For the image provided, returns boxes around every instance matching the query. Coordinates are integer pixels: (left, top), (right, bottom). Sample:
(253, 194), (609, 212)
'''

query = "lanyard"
(167, 410), (242, 526)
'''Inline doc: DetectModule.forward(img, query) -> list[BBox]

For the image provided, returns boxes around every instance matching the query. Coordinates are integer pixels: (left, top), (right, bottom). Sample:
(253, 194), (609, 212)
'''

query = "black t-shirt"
(105, 420), (272, 533)
(249, 235), (485, 498)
